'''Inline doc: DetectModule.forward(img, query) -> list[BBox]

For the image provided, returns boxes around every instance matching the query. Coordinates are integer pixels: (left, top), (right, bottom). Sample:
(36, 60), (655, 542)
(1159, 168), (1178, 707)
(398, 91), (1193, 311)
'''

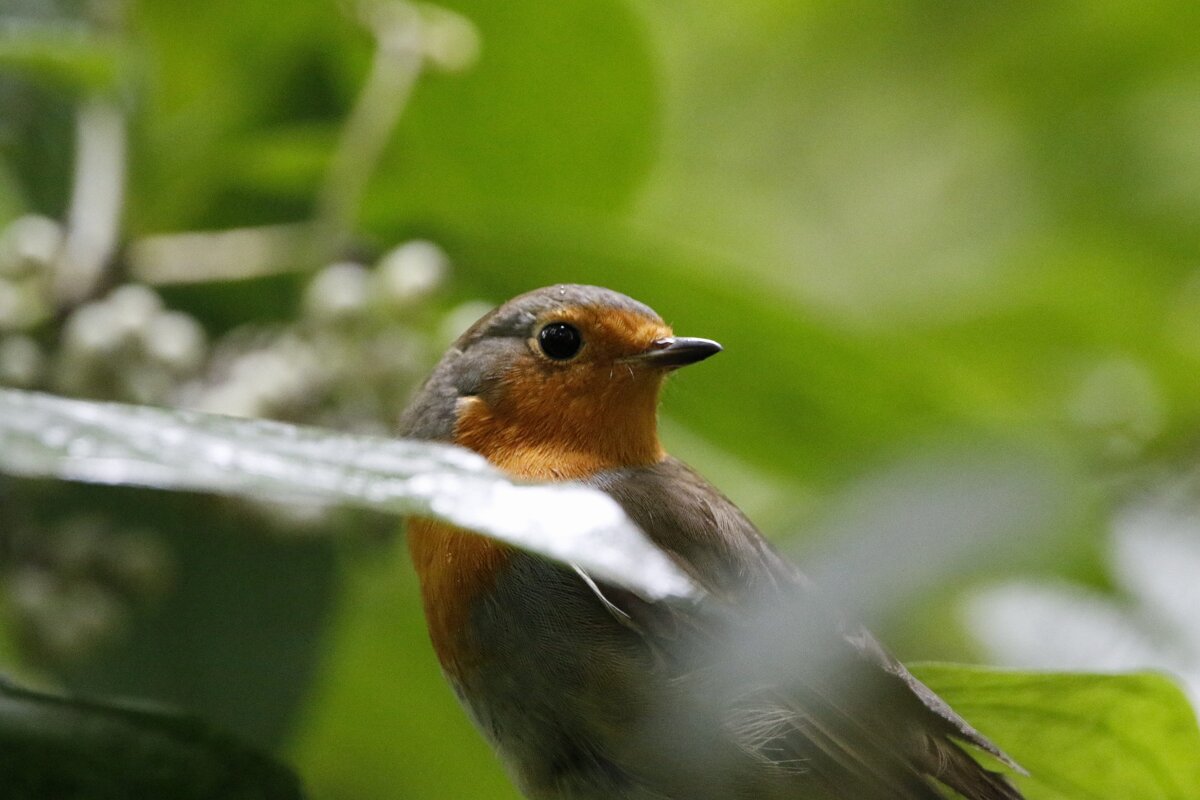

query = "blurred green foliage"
(2, 0), (1200, 797)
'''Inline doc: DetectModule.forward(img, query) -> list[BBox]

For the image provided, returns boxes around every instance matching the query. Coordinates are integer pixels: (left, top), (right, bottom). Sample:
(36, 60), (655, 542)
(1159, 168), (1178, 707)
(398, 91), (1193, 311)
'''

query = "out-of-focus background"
(2, 1), (1199, 797)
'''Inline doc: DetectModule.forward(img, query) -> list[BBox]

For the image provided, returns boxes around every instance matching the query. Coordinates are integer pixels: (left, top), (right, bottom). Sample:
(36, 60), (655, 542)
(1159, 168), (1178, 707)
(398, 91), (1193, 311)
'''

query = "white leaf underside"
(0, 388), (700, 602)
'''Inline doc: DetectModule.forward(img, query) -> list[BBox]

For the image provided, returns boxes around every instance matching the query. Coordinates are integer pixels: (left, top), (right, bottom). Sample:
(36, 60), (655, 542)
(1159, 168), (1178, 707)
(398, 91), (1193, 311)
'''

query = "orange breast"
(410, 386), (666, 678)
(407, 517), (510, 676)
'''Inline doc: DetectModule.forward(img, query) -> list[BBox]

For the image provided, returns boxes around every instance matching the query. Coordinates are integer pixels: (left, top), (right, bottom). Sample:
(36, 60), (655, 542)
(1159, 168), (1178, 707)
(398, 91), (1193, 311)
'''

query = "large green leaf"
(914, 663), (1200, 799)
(368, 0), (658, 221)
(0, 678), (304, 799)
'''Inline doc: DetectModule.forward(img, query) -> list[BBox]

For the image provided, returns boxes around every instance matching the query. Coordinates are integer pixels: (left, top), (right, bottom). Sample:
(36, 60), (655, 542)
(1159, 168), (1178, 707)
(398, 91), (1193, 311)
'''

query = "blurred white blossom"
(968, 500), (1200, 711)
(304, 262), (373, 323)
(374, 239), (448, 307)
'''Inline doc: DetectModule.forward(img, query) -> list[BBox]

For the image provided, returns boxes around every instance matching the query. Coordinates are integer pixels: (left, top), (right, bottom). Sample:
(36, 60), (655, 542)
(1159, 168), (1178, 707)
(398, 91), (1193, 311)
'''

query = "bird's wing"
(585, 456), (1024, 800)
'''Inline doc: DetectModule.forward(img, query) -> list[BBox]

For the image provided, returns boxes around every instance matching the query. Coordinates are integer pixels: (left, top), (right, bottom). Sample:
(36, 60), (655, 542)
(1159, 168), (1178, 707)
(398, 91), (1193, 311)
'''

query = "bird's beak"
(628, 336), (723, 368)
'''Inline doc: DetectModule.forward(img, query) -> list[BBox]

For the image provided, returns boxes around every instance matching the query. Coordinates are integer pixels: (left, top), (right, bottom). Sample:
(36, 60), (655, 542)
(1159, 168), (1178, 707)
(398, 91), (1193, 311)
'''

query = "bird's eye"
(537, 322), (582, 360)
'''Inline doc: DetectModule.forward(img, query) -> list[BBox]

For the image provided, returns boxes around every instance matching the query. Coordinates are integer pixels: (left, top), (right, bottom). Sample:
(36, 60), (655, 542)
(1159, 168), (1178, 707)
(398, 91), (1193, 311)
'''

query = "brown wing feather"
(586, 457), (1025, 800)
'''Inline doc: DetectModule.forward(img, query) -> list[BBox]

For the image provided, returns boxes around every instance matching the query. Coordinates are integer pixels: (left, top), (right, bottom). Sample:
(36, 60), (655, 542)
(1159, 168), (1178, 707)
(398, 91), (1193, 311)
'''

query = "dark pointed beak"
(630, 336), (723, 368)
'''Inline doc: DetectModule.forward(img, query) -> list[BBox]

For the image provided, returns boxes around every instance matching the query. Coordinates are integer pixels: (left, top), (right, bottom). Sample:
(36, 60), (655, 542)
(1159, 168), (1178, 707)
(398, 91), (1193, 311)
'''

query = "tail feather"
(926, 736), (1025, 800)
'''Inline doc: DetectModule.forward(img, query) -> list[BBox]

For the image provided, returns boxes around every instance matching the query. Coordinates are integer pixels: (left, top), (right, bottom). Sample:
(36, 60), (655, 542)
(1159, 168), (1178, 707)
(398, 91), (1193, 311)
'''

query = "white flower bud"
(305, 262), (372, 322)
(143, 310), (207, 373)
(0, 214), (63, 277)
(376, 240), (448, 307)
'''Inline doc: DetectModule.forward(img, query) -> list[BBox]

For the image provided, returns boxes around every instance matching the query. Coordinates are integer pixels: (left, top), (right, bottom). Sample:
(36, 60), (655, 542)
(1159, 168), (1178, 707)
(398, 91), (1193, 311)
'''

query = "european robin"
(401, 285), (1023, 799)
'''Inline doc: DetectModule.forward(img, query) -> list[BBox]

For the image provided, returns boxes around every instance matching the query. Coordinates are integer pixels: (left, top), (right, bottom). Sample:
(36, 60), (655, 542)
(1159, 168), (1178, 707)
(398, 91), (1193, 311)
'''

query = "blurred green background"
(2, 0), (1199, 797)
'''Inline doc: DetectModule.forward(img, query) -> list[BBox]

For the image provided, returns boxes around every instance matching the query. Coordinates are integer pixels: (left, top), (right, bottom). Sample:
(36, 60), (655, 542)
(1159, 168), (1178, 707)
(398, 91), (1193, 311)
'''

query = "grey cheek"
(453, 338), (525, 397)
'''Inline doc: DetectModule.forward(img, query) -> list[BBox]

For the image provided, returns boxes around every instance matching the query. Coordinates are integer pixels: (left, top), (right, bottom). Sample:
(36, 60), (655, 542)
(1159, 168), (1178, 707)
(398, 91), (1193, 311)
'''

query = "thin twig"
(313, 0), (426, 250)
(53, 98), (125, 304)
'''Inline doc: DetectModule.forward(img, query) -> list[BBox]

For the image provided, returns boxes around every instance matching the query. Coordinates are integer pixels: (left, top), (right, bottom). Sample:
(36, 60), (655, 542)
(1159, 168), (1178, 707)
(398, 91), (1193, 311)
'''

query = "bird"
(400, 284), (1025, 800)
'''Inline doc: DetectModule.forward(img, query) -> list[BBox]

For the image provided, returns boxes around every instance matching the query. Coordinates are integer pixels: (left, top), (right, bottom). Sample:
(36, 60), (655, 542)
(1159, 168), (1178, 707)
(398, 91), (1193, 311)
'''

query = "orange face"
(455, 305), (675, 481)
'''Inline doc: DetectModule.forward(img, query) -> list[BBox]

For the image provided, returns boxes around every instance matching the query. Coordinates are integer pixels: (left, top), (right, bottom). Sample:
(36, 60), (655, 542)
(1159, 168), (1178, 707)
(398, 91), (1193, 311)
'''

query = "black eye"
(537, 322), (582, 360)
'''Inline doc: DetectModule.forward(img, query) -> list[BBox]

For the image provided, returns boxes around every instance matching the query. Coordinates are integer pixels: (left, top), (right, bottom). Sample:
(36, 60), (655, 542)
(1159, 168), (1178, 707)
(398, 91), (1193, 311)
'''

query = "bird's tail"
(927, 737), (1025, 800)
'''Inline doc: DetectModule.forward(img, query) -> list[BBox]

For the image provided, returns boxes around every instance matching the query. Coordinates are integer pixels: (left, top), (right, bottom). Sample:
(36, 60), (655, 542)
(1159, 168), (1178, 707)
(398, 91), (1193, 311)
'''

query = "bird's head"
(400, 284), (721, 479)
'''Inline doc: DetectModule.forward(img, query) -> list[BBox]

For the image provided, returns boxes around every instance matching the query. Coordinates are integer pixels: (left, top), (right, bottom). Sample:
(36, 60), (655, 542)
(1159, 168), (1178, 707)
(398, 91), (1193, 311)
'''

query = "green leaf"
(912, 663), (1200, 799)
(33, 484), (340, 749)
(367, 0), (659, 220)
(0, 677), (304, 799)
